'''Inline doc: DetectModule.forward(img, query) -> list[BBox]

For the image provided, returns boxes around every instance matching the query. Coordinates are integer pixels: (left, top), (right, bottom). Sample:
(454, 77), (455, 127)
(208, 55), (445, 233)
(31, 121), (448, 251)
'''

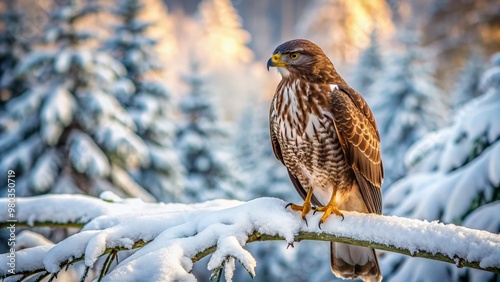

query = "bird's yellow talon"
(286, 186), (315, 224)
(286, 202), (313, 219)
(315, 205), (344, 223)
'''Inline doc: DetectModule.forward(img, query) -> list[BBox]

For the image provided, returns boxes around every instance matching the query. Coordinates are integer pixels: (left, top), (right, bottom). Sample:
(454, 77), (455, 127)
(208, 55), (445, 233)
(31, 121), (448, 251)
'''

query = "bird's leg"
(286, 187), (314, 221)
(315, 191), (344, 226)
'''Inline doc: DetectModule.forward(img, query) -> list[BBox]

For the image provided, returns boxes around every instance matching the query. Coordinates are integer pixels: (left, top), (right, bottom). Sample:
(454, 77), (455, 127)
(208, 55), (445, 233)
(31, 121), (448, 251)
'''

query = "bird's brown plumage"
(267, 39), (383, 282)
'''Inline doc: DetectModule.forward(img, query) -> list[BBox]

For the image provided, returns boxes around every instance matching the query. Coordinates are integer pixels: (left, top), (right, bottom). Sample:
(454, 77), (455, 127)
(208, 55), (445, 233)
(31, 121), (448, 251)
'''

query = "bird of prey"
(267, 39), (383, 282)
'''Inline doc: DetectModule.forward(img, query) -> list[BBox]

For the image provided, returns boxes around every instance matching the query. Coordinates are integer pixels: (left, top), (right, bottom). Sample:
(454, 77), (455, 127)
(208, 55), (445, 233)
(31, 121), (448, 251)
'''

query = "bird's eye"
(290, 52), (299, 60)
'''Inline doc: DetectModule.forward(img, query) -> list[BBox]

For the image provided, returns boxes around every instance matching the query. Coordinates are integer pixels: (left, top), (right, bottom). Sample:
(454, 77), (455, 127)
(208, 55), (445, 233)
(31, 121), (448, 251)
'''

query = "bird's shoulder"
(331, 84), (379, 138)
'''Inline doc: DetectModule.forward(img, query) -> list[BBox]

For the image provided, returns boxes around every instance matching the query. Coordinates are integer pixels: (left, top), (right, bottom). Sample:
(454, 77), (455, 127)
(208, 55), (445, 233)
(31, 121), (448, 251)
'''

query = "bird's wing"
(269, 100), (322, 206)
(269, 96), (284, 163)
(331, 85), (383, 214)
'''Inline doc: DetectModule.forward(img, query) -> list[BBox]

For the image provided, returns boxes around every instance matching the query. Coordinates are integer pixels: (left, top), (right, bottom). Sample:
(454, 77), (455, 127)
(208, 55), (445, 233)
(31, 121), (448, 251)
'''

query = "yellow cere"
(272, 54), (281, 63)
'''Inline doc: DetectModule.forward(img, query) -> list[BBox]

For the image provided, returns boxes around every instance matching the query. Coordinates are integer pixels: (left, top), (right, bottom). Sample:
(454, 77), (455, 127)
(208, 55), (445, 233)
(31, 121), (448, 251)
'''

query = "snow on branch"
(0, 194), (499, 281)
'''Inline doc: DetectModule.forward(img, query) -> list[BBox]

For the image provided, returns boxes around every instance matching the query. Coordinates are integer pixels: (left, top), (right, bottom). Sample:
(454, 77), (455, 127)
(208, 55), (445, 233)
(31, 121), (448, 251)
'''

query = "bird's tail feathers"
(330, 242), (382, 282)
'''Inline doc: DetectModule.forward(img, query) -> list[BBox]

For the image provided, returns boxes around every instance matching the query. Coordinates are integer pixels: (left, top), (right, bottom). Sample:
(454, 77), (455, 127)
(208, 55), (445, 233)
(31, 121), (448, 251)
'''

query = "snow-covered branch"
(1, 195), (499, 281)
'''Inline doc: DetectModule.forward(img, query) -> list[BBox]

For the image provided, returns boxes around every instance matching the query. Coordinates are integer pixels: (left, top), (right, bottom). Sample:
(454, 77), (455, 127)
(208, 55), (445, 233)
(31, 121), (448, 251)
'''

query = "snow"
(0, 134), (42, 177)
(68, 130), (110, 178)
(463, 202), (500, 233)
(440, 101), (499, 172)
(16, 231), (54, 250)
(54, 50), (72, 73)
(0, 115), (37, 153)
(0, 195), (114, 227)
(1, 195), (499, 281)
(176, 61), (242, 202)
(442, 142), (500, 223)
(94, 121), (149, 169)
(478, 65), (500, 93)
(8, 87), (47, 118)
(112, 78), (135, 100)
(40, 87), (75, 133)
(99, 0), (184, 204)
(99, 191), (123, 203)
(44, 231), (100, 273)
(14, 51), (51, 77)
(29, 149), (62, 193)
(1, 2), (498, 281)
(73, 50), (93, 70)
(0, 0), (177, 207)
(404, 127), (451, 171)
(207, 236), (256, 278)
(147, 144), (178, 170)
(386, 139), (500, 224)
(105, 242), (196, 282)
(77, 89), (134, 129)
(406, 88), (500, 174)
(368, 35), (447, 187)
(94, 52), (126, 77)
(130, 94), (159, 131)
(109, 165), (157, 203)
(0, 246), (53, 276)
(379, 59), (500, 281)
(489, 144), (500, 186)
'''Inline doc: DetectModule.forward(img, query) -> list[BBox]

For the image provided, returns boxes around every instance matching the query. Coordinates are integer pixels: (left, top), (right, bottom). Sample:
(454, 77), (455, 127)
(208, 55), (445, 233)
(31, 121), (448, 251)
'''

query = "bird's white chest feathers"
(271, 81), (343, 203)
(277, 66), (291, 78)
(272, 81), (337, 142)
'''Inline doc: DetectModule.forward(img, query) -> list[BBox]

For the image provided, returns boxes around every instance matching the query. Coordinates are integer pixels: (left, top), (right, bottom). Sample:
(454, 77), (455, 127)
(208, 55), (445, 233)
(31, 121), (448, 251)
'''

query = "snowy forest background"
(0, 0), (499, 281)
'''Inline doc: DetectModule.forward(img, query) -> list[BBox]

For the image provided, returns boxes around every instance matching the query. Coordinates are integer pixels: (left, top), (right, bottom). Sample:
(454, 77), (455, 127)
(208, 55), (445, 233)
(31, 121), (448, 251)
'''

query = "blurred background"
(0, 0), (499, 281)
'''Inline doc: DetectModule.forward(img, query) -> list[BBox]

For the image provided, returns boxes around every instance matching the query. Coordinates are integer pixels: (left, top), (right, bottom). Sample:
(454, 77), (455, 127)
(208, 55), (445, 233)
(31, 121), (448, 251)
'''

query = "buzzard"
(267, 39), (383, 282)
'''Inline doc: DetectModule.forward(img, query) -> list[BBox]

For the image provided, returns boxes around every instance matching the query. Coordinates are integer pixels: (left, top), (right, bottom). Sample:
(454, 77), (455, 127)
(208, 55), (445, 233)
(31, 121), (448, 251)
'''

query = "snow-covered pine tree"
(0, 2), (30, 108)
(452, 49), (484, 110)
(351, 28), (383, 96)
(381, 53), (500, 282)
(0, 0), (155, 201)
(176, 61), (243, 202)
(104, 0), (184, 202)
(370, 30), (448, 188)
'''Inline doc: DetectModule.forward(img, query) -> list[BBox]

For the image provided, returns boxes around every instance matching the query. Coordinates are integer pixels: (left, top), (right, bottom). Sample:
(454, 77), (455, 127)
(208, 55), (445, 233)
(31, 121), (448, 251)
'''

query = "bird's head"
(267, 39), (335, 81)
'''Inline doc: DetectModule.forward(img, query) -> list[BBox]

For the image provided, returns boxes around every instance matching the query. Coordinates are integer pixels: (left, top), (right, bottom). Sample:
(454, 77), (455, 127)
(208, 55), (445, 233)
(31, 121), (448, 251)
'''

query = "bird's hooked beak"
(267, 53), (286, 71)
